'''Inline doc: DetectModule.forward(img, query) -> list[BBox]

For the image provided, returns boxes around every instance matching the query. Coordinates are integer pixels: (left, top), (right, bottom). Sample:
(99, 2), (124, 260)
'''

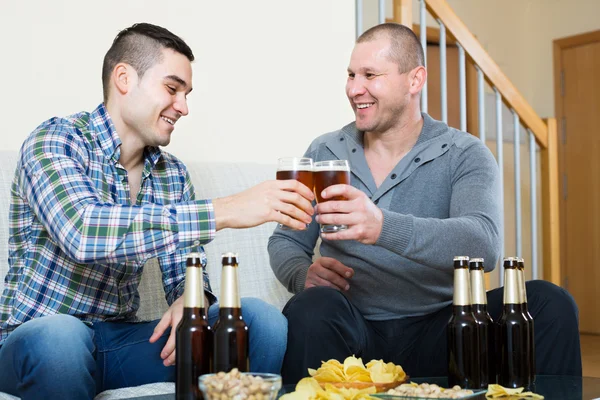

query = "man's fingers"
(277, 179), (315, 201)
(149, 312), (171, 343)
(161, 330), (177, 365)
(320, 184), (356, 201)
(319, 257), (354, 278)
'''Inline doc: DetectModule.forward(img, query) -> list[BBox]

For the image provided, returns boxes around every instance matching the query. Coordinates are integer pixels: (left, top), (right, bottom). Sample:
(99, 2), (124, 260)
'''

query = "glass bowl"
(199, 370), (282, 400)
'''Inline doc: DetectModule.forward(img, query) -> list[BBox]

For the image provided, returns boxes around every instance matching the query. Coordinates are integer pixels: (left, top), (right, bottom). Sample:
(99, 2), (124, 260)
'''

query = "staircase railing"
(386, 0), (561, 286)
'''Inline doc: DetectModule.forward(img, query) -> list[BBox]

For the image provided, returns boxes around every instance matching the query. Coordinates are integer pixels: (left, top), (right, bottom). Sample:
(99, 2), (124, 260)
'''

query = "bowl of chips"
(280, 377), (378, 400)
(308, 356), (408, 393)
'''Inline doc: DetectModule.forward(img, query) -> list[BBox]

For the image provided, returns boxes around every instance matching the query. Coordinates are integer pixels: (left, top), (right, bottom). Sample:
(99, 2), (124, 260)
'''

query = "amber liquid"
(176, 308), (213, 400)
(497, 303), (532, 389)
(314, 170), (350, 203)
(276, 170), (314, 190)
(447, 305), (481, 388)
(213, 307), (249, 373)
(472, 304), (495, 386)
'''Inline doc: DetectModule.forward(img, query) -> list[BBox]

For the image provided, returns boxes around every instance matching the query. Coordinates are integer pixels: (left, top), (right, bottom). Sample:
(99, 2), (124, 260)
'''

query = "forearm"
(376, 210), (502, 271)
(268, 223), (319, 293)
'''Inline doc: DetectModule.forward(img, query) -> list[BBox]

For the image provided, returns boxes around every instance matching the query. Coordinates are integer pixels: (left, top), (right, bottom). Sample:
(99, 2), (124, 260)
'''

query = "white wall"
(0, 0), (356, 163)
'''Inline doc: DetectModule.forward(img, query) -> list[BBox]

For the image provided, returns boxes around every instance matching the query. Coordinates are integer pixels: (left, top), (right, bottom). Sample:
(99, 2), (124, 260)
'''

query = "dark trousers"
(281, 280), (581, 384)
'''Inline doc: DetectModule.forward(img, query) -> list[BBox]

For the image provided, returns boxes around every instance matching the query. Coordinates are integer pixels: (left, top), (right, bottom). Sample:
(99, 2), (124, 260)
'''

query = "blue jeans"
(0, 297), (286, 400)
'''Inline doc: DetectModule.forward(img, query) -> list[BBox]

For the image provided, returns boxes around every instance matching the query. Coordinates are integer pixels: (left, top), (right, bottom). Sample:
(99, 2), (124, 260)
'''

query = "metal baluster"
(458, 44), (466, 131)
(438, 20), (447, 124)
(529, 129), (538, 280)
(513, 110), (522, 258)
(477, 66), (485, 143)
(356, 0), (363, 39)
(379, 0), (386, 24)
(419, 0), (428, 113)
(495, 88), (504, 287)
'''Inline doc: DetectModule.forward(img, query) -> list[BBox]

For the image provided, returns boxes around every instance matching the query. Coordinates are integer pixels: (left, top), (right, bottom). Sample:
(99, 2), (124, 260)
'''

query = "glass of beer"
(313, 159), (351, 233)
(276, 157), (314, 229)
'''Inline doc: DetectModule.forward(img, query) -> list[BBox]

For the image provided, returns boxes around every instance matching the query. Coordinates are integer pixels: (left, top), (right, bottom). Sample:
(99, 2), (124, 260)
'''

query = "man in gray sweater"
(268, 23), (581, 383)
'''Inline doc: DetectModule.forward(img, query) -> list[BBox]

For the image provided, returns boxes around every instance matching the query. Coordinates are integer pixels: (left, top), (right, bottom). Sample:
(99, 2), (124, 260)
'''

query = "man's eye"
(366, 73), (375, 79)
(166, 86), (176, 94)
(348, 73), (355, 79)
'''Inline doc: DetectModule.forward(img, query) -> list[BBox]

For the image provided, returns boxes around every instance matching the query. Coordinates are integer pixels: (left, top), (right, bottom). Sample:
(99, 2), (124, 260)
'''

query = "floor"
(582, 334), (600, 377)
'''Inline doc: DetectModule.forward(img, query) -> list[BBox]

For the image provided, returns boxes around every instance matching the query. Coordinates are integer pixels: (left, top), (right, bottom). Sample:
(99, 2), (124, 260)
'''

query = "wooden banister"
(393, 0), (412, 28)
(541, 118), (561, 286)
(394, 0), (548, 149)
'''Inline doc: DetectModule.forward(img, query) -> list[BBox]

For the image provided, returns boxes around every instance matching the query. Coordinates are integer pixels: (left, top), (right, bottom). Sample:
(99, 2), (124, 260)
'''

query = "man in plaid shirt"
(0, 23), (314, 399)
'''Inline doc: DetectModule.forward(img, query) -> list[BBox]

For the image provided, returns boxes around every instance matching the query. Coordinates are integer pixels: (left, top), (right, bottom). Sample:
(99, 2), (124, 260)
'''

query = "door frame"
(553, 29), (600, 286)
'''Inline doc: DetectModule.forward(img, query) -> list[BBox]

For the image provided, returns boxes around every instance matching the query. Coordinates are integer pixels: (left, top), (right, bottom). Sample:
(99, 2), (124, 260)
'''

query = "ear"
(112, 63), (135, 96)
(408, 66), (427, 95)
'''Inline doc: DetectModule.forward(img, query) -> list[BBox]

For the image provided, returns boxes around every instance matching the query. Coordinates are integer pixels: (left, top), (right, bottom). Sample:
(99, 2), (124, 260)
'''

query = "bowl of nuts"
(198, 368), (282, 400)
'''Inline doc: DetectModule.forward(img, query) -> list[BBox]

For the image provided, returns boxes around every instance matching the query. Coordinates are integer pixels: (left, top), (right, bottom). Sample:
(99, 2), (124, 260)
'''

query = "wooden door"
(554, 31), (600, 334)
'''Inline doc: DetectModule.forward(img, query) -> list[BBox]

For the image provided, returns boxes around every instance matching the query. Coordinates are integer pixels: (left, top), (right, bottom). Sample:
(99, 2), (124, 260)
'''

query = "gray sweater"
(268, 113), (502, 320)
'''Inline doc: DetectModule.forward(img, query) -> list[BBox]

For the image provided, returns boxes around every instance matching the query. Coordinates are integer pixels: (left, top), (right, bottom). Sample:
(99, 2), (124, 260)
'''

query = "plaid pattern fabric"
(0, 104), (216, 345)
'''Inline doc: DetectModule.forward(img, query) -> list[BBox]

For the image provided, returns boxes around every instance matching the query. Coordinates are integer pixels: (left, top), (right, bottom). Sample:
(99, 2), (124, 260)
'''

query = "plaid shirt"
(0, 104), (217, 345)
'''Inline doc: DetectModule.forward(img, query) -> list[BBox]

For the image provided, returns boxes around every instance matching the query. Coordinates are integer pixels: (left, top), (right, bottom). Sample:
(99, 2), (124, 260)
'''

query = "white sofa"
(0, 150), (294, 399)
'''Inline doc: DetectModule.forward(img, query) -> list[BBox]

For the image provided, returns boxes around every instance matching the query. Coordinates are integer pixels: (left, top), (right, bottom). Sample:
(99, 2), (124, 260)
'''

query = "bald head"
(357, 23), (424, 74)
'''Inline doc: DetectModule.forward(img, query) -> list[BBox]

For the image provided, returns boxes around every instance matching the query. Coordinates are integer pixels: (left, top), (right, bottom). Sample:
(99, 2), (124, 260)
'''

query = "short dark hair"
(101, 23), (194, 102)
(357, 23), (424, 73)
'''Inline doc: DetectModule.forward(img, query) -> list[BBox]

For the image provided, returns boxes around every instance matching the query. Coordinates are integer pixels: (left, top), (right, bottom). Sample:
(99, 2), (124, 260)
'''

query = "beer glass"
(313, 160), (351, 233)
(276, 157), (314, 229)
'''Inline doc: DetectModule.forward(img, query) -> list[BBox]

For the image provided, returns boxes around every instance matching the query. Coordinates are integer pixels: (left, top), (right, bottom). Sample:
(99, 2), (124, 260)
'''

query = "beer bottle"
(213, 252), (249, 372)
(497, 257), (531, 389)
(176, 251), (213, 400)
(447, 256), (481, 389)
(517, 257), (536, 386)
(469, 258), (494, 387)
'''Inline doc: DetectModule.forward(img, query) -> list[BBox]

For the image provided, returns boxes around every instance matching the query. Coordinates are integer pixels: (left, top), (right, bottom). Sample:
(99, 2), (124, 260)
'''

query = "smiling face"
(120, 48), (193, 148)
(346, 36), (415, 135)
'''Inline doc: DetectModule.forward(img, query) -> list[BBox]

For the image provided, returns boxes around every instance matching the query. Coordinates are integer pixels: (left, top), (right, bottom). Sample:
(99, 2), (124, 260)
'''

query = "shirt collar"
(89, 103), (163, 168)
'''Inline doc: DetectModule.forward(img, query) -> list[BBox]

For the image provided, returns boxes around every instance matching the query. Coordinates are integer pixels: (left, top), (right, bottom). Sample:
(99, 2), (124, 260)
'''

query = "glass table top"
(125, 375), (600, 399)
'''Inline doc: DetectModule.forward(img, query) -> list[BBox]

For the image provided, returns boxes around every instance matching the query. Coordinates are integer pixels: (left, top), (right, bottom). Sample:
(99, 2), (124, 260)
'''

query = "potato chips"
(308, 356), (406, 385)
(280, 377), (376, 400)
(486, 384), (544, 398)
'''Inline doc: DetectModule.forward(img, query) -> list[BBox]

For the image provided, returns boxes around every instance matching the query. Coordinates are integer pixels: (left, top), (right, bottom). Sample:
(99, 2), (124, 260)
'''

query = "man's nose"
(347, 79), (366, 98)
(174, 96), (189, 116)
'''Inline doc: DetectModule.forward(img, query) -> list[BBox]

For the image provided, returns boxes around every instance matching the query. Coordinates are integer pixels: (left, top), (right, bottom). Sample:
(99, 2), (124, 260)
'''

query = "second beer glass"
(313, 160), (351, 233)
(276, 157), (314, 230)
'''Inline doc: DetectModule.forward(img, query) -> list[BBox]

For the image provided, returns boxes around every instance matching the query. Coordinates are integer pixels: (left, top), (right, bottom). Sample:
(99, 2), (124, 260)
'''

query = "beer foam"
(314, 165), (350, 171)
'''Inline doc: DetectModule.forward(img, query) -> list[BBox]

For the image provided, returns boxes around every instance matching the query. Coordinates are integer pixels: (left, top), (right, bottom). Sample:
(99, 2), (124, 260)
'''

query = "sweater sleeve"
(375, 141), (502, 272)
(268, 219), (321, 294)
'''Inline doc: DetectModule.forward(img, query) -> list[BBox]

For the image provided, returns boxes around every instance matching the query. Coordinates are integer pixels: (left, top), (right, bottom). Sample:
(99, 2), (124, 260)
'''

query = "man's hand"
(213, 180), (315, 231)
(315, 184), (383, 244)
(149, 296), (185, 367)
(305, 257), (354, 291)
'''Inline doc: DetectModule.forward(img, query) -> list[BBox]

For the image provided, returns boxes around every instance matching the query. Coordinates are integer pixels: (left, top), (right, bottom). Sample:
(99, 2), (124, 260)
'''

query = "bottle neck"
(470, 269), (487, 305)
(517, 268), (528, 304)
(183, 266), (205, 308)
(452, 304), (473, 315)
(503, 268), (520, 304)
(218, 307), (243, 318)
(453, 268), (472, 306)
(220, 265), (241, 308)
(182, 307), (207, 318)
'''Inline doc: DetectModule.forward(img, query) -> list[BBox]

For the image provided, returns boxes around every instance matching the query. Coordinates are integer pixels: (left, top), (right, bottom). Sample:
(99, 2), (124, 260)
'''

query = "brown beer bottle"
(469, 258), (494, 387)
(176, 251), (214, 400)
(447, 256), (481, 389)
(498, 257), (531, 389)
(213, 252), (249, 372)
(517, 257), (536, 386)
